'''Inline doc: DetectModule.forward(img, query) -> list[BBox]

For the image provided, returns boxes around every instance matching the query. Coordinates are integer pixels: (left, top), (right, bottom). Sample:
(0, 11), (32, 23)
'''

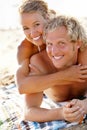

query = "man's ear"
(45, 14), (50, 21)
(77, 40), (82, 49)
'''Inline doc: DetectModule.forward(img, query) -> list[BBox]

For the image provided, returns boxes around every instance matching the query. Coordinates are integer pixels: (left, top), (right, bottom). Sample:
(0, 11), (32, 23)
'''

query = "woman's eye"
(23, 27), (29, 30)
(35, 23), (40, 27)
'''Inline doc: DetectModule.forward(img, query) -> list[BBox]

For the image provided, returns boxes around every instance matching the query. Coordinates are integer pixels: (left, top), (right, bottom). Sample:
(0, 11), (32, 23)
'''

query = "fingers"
(29, 64), (36, 70)
(65, 105), (80, 114)
(79, 65), (87, 76)
(75, 65), (87, 81)
(80, 65), (87, 70)
(63, 104), (85, 122)
(64, 108), (84, 122)
(67, 65), (87, 82)
(75, 79), (85, 82)
(29, 64), (41, 74)
(66, 99), (78, 108)
(80, 70), (87, 75)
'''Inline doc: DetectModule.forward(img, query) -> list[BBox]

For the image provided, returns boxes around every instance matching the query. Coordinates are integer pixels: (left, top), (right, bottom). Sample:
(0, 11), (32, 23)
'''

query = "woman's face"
(20, 11), (47, 46)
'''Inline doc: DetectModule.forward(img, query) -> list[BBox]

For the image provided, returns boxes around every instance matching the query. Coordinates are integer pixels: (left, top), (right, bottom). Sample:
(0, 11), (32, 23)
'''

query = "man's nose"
(52, 45), (58, 55)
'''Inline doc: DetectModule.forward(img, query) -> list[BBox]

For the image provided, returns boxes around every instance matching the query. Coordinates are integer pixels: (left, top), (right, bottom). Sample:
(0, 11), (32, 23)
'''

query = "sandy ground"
(0, 28), (24, 86)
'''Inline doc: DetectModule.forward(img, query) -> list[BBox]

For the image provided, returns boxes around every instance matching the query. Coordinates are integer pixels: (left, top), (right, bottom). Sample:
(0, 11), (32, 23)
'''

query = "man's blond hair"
(44, 15), (87, 51)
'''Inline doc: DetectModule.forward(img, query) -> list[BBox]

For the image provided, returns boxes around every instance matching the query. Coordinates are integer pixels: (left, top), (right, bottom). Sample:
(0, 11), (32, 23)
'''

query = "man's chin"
(53, 64), (65, 70)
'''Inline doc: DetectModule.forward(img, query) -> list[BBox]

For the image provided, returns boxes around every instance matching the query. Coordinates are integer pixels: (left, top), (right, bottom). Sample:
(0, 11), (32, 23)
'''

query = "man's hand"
(62, 99), (85, 123)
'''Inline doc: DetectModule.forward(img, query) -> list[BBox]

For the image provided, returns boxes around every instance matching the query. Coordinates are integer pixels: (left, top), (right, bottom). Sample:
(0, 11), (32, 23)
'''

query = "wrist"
(60, 107), (65, 120)
(82, 99), (87, 113)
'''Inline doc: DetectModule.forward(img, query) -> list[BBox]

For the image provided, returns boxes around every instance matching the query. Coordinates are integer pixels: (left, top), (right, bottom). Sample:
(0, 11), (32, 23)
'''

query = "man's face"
(46, 26), (79, 70)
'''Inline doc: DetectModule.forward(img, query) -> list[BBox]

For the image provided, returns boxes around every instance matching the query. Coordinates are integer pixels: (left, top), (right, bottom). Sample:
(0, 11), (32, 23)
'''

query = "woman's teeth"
(33, 36), (40, 41)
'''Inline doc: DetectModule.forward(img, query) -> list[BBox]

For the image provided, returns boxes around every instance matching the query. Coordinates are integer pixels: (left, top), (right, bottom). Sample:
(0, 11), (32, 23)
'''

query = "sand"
(0, 28), (24, 86)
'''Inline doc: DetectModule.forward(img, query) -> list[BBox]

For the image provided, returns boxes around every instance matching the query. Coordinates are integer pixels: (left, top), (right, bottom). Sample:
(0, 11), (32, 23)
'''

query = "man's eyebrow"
(33, 20), (40, 24)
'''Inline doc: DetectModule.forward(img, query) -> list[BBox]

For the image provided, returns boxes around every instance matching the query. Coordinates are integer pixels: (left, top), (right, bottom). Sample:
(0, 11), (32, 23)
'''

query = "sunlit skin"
(20, 12), (46, 47)
(17, 20), (87, 102)
(46, 26), (80, 70)
(17, 7), (87, 122)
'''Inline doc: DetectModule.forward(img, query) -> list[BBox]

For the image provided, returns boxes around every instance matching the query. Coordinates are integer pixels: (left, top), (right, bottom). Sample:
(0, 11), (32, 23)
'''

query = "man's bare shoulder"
(30, 50), (56, 74)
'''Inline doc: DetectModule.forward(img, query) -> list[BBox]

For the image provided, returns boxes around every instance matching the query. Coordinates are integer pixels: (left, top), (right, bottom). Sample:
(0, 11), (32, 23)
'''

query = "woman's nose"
(30, 28), (36, 38)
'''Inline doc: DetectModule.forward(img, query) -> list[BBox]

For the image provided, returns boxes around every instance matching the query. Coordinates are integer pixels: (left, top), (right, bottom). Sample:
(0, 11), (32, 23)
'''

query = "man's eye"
(59, 42), (65, 45)
(57, 42), (65, 47)
(47, 43), (52, 46)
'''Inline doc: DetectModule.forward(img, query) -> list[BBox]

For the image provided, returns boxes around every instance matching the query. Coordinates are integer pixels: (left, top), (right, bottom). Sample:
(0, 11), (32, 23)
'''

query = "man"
(22, 16), (87, 123)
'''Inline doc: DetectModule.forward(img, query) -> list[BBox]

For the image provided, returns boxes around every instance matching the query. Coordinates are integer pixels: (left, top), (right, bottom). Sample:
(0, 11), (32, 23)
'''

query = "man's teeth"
(53, 56), (63, 60)
(33, 36), (40, 41)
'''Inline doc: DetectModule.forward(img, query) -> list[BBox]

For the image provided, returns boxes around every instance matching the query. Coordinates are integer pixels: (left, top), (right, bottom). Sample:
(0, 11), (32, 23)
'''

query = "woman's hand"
(29, 64), (42, 75)
(62, 65), (87, 82)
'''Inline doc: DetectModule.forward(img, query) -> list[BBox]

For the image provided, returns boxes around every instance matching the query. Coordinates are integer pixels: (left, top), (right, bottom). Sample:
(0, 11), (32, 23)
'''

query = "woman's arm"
(16, 53), (87, 94)
(17, 38), (38, 65)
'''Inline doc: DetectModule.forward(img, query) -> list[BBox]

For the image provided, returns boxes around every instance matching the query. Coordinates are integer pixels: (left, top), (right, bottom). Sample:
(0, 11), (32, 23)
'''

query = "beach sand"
(0, 28), (24, 86)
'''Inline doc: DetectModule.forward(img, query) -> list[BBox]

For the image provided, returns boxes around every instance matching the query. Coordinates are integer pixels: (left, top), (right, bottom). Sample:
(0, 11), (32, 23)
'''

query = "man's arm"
(22, 54), (64, 122)
(24, 92), (64, 122)
(62, 47), (87, 123)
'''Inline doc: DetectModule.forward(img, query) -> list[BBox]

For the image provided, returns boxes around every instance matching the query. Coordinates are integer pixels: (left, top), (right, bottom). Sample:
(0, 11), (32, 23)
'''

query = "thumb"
(66, 99), (77, 108)
(29, 64), (41, 74)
